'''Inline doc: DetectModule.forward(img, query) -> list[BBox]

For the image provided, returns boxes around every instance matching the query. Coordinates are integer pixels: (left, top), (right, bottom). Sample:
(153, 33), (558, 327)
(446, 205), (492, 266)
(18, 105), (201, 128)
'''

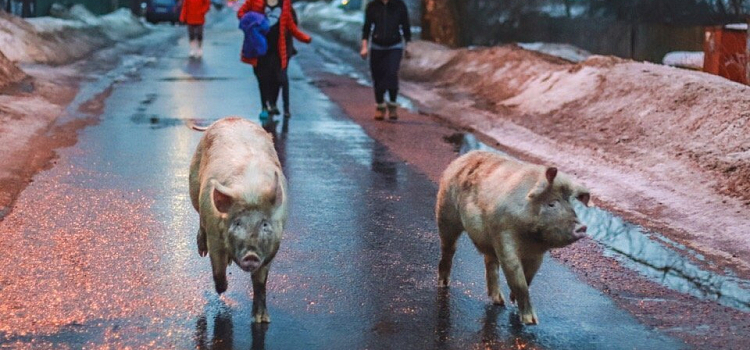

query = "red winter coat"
(237, 0), (312, 69)
(180, 0), (211, 25)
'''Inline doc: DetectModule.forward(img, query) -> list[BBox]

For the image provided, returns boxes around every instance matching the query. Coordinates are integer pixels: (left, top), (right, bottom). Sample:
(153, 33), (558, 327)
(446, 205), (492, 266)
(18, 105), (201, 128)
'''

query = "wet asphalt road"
(0, 13), (684, 350)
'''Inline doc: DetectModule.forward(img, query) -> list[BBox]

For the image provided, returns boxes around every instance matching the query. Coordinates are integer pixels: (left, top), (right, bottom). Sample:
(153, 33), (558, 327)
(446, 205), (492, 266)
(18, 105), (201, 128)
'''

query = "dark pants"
(370, 48), (402, 104)
(254, 54), (289, 111)
(188, 25), (204, 42)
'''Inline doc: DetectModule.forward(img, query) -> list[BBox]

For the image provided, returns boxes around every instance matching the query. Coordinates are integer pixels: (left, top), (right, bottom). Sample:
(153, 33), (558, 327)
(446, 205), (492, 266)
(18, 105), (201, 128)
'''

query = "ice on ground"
(0, 5), (149, 65)
(662, 51), (704, 70)
(518, 42), (591, 62)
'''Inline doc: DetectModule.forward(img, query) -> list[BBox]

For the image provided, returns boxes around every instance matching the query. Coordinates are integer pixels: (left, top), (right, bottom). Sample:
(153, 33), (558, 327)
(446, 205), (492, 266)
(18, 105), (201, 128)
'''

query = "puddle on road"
(130, 113), (199, 129)
(446, 133), (750, 312)
(159, 76), (236, 82)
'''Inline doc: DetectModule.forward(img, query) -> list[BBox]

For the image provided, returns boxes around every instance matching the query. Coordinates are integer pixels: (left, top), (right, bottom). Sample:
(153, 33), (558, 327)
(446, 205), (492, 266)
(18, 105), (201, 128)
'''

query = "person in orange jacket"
(237, 0), (311, 120)
(180, 0), (211, 58)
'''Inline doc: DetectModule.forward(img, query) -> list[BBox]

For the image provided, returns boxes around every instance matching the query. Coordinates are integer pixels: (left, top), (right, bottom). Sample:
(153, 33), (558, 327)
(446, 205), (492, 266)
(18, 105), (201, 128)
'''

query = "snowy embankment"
(0, 6), (150, 215)
(401, 41), (750, 199)
(0, 5), (148, 65)
(0, 50), (26, 88)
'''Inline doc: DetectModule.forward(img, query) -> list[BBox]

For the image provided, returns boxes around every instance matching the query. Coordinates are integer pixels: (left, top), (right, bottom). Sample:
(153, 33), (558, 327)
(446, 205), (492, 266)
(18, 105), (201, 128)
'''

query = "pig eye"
(547, 201), (557, 208)
(261, 221), (271, 230)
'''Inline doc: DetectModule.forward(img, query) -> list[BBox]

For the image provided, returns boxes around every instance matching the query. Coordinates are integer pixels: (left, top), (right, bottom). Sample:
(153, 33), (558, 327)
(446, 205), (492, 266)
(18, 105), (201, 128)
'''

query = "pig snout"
(572, 223), (588, 240)
(239, 253), (262, 272)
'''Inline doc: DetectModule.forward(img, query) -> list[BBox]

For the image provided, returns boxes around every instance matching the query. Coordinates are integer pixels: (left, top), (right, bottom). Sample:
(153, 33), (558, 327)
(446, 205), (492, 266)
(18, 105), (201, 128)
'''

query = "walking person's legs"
(266, 63), (283, 116)
(194, 25), (205, 58)
(188, 25), (198, 58)
(369, 50), (387, 120)
(281, 69), (291, 118)
(254, 67), (272, 121)
(385, 49), (403, 120)
(188, 25), (205, 58)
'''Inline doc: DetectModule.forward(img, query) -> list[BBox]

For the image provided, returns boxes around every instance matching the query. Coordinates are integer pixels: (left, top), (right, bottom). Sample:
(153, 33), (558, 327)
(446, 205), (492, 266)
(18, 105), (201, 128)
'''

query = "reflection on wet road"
(0, 13), (683, 350)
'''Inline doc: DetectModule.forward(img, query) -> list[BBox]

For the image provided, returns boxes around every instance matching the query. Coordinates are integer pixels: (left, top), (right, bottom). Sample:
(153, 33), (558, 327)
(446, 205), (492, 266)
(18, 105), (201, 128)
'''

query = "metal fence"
(454, 0), (748, 62)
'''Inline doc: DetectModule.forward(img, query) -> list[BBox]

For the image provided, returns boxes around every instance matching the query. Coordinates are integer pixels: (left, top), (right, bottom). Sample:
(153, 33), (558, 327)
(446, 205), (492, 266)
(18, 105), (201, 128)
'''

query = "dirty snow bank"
(0, 50), (25, 88)
(517, 42), (591, 63)
(296, 1), (363, 49)
(0, 5), (149, 65)
(403, 41), (750, 201)
(662, 51), (704, 70)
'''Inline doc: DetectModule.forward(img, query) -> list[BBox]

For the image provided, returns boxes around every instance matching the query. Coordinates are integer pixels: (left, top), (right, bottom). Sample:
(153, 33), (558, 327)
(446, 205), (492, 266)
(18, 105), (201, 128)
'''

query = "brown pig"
(189, 117), (288, 323)
(435, 150), (590, 325)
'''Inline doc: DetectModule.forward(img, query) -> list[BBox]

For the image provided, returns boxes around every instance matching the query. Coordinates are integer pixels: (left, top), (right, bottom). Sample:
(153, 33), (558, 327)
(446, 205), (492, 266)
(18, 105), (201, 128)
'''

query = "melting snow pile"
(402, 41), (750, 199)
(662, 51), (704, 70)
(517, 42), (591, 63)
(0, 50), (25, 88)
(296, 1), (364, 49)
(0, 5), (148, 65)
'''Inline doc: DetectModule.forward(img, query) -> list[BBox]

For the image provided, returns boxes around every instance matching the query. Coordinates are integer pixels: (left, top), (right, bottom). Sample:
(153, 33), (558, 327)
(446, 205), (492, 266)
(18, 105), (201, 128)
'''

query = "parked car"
(211, 0), (224, 11)
(145, 0), (181, 24)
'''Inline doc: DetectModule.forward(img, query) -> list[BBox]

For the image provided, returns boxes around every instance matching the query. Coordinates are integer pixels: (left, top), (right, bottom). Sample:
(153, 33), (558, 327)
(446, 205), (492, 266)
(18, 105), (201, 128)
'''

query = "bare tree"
(421, 0), (463, 47)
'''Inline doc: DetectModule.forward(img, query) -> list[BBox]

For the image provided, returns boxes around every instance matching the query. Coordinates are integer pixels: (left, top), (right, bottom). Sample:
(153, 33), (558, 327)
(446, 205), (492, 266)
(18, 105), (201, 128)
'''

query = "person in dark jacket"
(361, 0), (411, 121)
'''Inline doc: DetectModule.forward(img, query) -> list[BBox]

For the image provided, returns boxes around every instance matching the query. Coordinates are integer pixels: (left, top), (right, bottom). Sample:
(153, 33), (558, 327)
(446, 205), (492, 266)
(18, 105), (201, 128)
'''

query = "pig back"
(446, 151), (547, 225)
(191, 117), (285, 217)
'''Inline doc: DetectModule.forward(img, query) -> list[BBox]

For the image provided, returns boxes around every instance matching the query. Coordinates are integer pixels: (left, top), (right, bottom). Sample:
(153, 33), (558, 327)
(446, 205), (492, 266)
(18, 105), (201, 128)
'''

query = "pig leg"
(252, 265), (271, 323)
(510, 256), (543, 303)
(495, 238), (538, 325)
(209, 248), (229, 294)
(484, 254), (506, 306)
(436, 199), (463, 287)
(196, 226), (207, 257)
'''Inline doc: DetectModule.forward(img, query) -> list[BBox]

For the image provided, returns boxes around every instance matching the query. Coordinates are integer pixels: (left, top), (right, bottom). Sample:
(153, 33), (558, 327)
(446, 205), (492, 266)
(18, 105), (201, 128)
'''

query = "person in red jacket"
(237, 0), (312, 121)
(180, 0), (211, 58)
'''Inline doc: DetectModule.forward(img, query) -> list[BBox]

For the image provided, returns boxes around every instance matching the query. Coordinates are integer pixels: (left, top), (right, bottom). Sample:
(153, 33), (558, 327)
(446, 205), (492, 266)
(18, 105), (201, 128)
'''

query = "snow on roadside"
(662, 51), (704, 70)
(517, 42), (591, 63)
(402, 41), (750, 199)
(296, 1), (363, 49)
(0, 50), (25, 88)
(0, 5), (149, 65)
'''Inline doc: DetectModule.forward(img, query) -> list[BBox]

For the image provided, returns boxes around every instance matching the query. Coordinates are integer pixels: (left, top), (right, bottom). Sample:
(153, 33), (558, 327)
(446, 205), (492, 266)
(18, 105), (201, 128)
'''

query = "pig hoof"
(254, 312), (271, 323)
(491, 294), (505, 306)
(509, 292), (516, 304)
(520, 312), (539, 326)
(197, 236), (207, 257)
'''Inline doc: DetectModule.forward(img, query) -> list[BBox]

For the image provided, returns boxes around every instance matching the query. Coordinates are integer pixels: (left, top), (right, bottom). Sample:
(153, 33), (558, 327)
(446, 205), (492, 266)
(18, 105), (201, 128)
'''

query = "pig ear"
(211, 180), (234, 214)
(545, 167), (558, 184)
(528, 167), (557, 200)
(268, 172), (283, 207)
(576, 192), (591, 207)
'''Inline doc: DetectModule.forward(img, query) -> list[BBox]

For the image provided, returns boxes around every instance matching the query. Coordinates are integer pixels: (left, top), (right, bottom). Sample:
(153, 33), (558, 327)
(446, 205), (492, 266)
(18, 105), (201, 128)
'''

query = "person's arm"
(286, 9), (312, 43)
(203, 0), (211, 14)
(400, 2), (411, 43)
(361, 5), (372, 59)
